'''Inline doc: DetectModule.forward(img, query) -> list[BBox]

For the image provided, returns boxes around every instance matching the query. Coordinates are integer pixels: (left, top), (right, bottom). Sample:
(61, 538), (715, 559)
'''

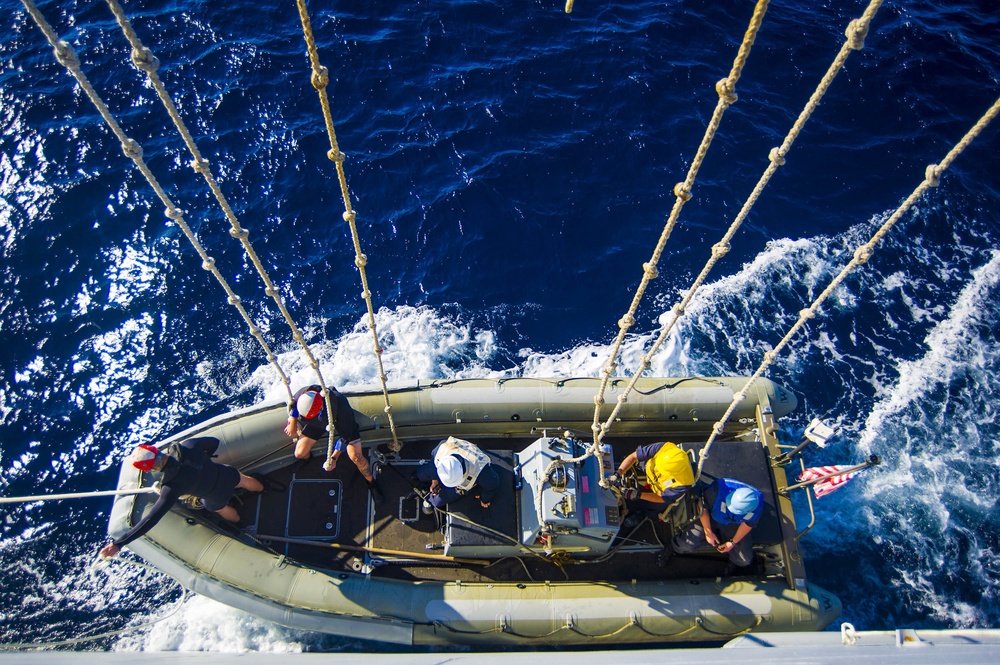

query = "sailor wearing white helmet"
(413, 436), (500, 510)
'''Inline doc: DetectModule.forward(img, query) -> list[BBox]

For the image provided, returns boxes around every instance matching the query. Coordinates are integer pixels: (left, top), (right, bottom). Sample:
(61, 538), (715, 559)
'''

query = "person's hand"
(480, 500), (491, 509)
(607, 474), (621, 487)
(623, 488), (640, 501)
(716, 540), (734, 553)
(430, 480), (441, 496)
(99, 543), (120, 558)
(283, 418), (298, 438)
(323, 457), (337, 472)
(704, 530), (720, 547)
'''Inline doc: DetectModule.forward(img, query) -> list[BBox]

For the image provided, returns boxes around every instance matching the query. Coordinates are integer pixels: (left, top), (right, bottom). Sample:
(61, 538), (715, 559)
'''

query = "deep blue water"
(2, 0), (1000, 652)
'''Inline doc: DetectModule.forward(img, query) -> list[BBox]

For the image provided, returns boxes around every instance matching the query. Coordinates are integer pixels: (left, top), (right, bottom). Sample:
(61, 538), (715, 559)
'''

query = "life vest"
(709, 478), (762, 526)
(644, 442), (694, 495)
(434, 436), (491, 493)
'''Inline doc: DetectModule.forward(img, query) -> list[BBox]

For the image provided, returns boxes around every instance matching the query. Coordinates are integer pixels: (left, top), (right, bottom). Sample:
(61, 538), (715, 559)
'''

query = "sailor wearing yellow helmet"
(611, 440), (695, 527)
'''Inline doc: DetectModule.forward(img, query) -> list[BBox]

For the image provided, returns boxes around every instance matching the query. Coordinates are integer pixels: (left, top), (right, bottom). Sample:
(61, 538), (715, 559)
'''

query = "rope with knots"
(588, 0), (771, 482)
(592, 0), (885, 462)
(294, 0), (402, 454)
(19, 0), (294, 416)
(694, 93), (1000, 480)
(98, 0), (370, 455)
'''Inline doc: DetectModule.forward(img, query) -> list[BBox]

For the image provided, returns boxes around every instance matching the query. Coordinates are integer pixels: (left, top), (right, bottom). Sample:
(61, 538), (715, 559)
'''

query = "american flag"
(797, 465), (862, 498)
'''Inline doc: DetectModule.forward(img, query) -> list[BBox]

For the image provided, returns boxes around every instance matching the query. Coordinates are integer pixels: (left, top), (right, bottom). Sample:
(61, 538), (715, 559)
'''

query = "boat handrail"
(792, 456), (818, 542)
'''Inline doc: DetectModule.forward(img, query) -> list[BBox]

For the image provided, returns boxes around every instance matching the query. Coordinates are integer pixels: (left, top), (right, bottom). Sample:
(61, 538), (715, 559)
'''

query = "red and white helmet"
(296, 391), (323, 419)
(129, 443), (161, 472)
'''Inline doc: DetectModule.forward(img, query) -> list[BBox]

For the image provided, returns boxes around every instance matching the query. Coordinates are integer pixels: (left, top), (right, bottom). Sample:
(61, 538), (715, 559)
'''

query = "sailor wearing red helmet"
(99, 437), (263, 558)
(283, 384), (383, 507)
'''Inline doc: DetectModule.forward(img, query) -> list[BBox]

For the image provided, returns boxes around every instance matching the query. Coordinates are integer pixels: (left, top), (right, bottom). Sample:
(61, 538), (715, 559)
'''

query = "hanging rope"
(592, 0), (885, 455)
(693, 93), (1000, 480)
(294, 0), (401, 453)
(587, 0), (771, 480)
(101, 0), (309, 409)
(20, 0), (293, 416)
(100, 0), (356, 466)
(103, 0), (340, 417)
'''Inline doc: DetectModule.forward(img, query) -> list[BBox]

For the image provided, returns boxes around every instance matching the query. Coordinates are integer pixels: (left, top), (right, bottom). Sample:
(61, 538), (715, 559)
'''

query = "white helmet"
(435, 454), (465, 487)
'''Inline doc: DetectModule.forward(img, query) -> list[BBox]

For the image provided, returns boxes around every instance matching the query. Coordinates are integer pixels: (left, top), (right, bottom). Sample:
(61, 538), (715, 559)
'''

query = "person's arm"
(100, 485), (181, 556)
(284, 415), (300, 438)
(731, 521), (753, 545)
(284, 390), (304, 437)
(322, 438), (345, 471)
(700, 506), (720, 547)
(615, 447), (662, 502)
(717, 521), (753, 553)
(477, 466), (500, 506)
(616, 451), (638, 476)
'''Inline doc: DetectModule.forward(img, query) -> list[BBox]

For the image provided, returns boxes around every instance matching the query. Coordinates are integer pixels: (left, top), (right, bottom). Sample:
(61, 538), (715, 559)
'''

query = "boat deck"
(232, 437), (786, 584)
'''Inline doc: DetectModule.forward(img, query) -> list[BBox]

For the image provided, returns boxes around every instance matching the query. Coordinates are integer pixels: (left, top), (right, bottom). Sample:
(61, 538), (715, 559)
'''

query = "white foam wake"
(858, 249), (1000, 456)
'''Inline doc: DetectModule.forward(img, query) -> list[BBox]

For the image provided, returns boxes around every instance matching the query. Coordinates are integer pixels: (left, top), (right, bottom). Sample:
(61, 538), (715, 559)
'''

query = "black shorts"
(199, 464), (241, 512)
(333, 392), (361, 442)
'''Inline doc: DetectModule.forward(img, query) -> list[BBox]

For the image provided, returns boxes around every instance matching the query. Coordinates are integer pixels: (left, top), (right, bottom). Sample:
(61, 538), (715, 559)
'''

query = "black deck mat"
(369, 459), (445, 557)
(443, 450), (517, 551)
(239, 453), (374, 568)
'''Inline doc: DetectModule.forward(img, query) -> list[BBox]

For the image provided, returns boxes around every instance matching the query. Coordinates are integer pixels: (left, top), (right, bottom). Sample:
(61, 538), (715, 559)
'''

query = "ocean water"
(2, 0), (999, 652)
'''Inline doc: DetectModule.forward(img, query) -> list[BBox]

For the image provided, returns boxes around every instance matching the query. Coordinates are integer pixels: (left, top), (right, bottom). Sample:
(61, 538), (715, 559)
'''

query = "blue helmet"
(725, 487), (760, 516)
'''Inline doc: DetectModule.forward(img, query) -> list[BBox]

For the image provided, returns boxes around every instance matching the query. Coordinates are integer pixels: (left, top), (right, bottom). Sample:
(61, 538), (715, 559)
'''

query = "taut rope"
(294, 0), (402, 454)
(593, 0), (885, 457)
(694, 93), (1000, 479)
(0, 487), (157, 505)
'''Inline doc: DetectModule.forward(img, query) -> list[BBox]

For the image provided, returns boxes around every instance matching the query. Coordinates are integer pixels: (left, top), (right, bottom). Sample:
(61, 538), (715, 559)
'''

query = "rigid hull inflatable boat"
(107, 376), (841, 647)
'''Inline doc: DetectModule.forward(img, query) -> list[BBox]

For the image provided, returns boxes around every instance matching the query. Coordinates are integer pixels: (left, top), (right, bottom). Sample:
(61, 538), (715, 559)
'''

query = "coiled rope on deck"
(295, 0), (402, 454)
(694, 93), (1000, 480)
(588, 0), (771, 478)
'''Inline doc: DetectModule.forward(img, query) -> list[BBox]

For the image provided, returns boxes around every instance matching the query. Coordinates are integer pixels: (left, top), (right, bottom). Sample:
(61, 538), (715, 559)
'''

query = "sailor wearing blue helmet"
(670, 477), (764, 573)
